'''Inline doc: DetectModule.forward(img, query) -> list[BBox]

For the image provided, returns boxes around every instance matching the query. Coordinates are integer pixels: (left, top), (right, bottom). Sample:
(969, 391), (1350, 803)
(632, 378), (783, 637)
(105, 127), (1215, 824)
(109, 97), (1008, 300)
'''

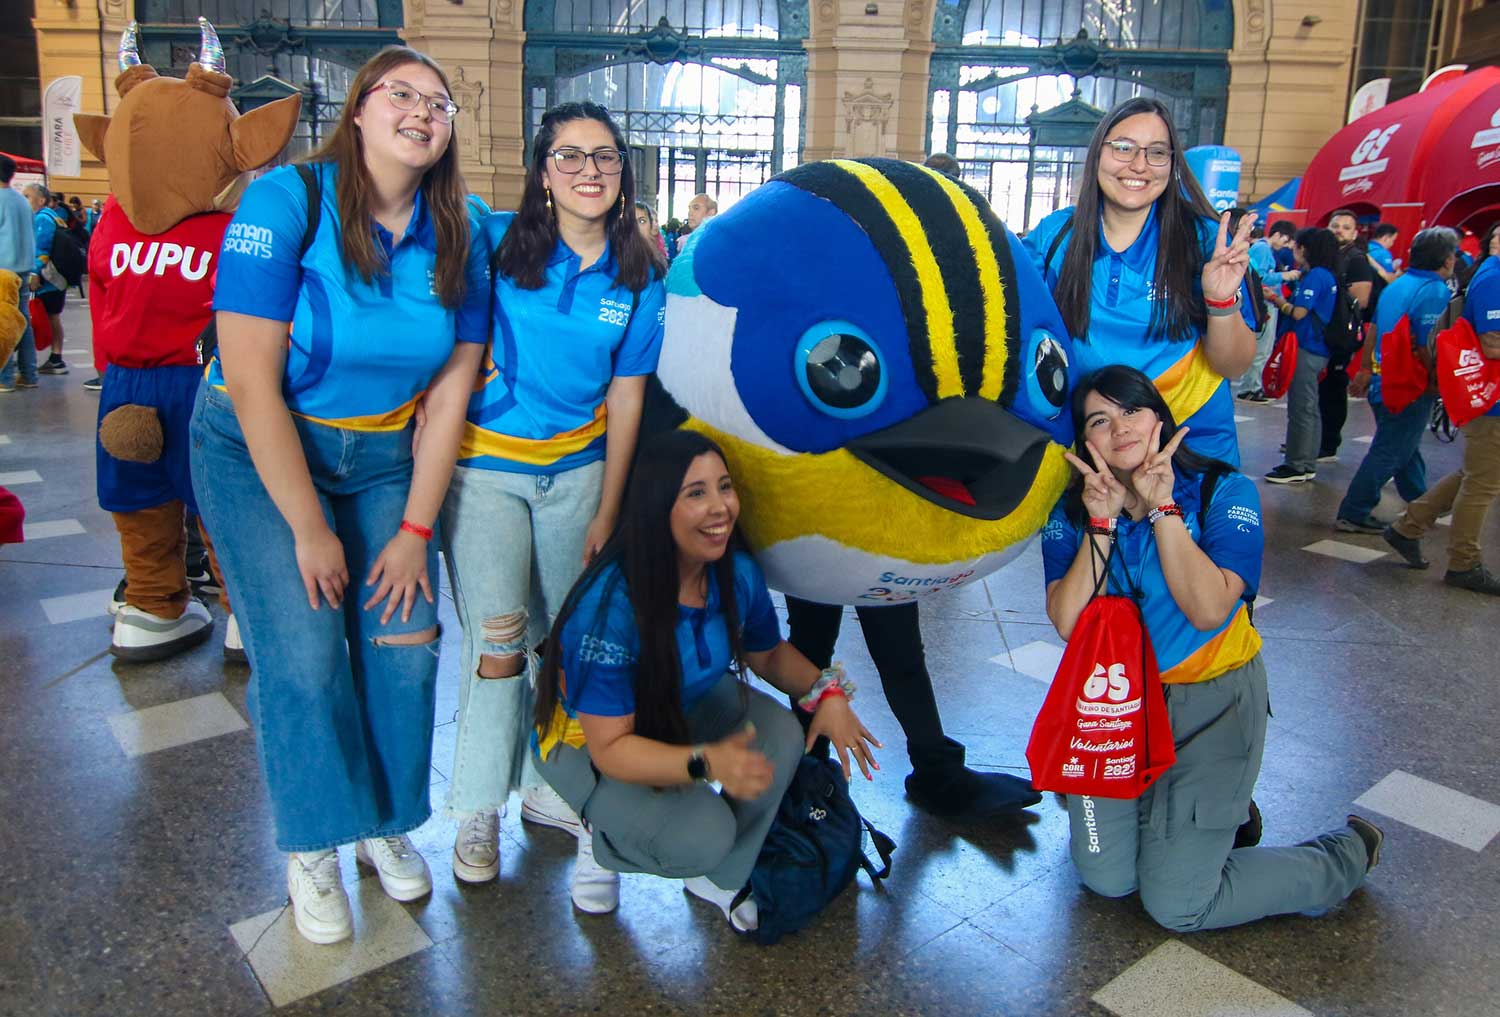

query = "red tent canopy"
(1422, 78), (1500, 230)
(1297, 68), (1500, 225)
(0, 151), (44, 174)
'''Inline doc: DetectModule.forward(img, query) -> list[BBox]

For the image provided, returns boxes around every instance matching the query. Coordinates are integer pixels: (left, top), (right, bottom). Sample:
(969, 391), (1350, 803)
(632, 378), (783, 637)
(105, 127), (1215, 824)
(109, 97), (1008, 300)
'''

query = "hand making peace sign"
(1132, 422), (1190, 508)
(1062, 440), (1129, 521)
(1202, 210), (1257, 304)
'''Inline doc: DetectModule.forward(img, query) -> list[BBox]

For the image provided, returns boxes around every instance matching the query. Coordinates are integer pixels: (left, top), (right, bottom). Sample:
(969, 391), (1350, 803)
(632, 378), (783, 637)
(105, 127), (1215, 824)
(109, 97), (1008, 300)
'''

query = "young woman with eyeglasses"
(439, 101), (668, 886)
(192, 47), (489, 944)
(1024, 97), (1259, 467)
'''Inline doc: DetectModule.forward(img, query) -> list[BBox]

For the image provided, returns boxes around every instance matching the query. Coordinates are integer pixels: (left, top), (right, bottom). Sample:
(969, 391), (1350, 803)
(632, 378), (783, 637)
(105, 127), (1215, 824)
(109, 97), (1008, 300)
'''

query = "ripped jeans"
(439, 460), (602, 815)
(190, 385), (441, 852)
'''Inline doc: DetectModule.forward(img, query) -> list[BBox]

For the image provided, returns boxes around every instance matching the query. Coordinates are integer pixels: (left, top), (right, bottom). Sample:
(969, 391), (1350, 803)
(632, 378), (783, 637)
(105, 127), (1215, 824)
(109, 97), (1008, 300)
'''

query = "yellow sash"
(1154, 343), (1223, 429)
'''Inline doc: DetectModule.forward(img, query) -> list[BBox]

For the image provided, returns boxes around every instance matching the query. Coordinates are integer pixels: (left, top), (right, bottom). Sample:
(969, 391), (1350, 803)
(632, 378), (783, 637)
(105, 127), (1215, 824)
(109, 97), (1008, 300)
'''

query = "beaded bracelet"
(1147, 503), (1185, 525)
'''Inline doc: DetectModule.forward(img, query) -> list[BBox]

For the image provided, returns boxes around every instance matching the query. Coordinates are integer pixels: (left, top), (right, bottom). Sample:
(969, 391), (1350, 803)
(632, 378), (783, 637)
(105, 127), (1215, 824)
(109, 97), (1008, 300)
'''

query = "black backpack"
(196, 165), (323, 364)
(741, 755), (895, 945)
(48, 215), (88, 287)
(1322, 287), (1364, 356)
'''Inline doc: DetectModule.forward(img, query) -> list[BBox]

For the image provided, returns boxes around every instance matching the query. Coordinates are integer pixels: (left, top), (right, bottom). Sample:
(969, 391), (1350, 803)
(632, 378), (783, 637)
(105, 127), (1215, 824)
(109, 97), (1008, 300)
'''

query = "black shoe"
(1382, 525), (1429, 569)
(1335, 516), (1383, 535)
(38, 357), (68, 375)
(186, 551), (221, 597)
(1236, 389), (1255, 401)
(905, 767), (1042, 819)
(1444, 565), (1500, 596)
(83, 375), (103, 392)
(1233, 799), (1263, 849)
(1264, 465), (1314, 484)
(1244, 390), (1272, 404)
(1347, 814), (1384, 872)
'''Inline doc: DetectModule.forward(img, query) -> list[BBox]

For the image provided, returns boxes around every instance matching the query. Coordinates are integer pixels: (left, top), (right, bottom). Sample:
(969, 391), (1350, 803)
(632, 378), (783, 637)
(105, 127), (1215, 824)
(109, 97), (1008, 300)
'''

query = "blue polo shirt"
(1463, 258), (1500, 417)
(210, 163), (490, 430)
(561, 550), (782, 718)
(1041, 470), (1264, 685)
(1290, 266), (1338, 358)
(34, 208), (67, 295)
(1370, 268), (1451, 403)
(458, 212), (665, 473)
(1368, 243), (1396, 276)
(1025, 205), (1256, 467)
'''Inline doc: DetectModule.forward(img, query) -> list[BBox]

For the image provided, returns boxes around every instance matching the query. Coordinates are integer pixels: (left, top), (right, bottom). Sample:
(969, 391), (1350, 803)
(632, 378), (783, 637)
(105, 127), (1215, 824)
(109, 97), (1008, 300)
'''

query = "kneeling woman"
(1041, 365), (1381, 932)
(532, 430), (880, 929)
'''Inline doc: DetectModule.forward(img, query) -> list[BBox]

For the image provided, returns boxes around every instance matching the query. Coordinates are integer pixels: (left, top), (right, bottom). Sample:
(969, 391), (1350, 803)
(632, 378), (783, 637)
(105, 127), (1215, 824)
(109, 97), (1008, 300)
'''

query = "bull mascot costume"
(74, 19), (300, 662)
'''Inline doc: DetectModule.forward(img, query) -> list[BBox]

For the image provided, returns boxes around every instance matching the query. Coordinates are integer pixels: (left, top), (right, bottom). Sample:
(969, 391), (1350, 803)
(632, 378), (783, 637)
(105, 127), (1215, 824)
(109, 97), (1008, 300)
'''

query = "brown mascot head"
(73, 18), (302, 235)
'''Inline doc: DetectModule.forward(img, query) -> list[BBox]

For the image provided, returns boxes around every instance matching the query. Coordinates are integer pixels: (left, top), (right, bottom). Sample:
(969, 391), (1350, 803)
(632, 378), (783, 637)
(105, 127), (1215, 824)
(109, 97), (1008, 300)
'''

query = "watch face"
(688, 753), (708, 780)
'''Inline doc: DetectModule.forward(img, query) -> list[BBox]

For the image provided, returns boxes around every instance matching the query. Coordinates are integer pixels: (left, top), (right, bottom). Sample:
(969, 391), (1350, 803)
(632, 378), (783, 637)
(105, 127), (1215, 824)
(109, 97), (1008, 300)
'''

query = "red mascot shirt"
(87, 196), (231, 371)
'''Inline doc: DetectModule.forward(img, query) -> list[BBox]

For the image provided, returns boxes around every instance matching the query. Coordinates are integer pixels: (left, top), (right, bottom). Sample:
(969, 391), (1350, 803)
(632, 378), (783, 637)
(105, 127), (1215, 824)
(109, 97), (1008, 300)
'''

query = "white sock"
(683, 875), (758, 932)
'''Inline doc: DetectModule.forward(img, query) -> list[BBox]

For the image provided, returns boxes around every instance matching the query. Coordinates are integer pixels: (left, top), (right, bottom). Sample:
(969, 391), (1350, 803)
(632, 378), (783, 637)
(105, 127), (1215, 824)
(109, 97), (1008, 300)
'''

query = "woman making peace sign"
(1039, 365), (1383, 932)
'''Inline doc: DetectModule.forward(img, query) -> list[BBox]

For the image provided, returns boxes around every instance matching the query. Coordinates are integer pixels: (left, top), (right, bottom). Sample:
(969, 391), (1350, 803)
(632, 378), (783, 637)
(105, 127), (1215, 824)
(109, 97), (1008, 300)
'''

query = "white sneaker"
(355, 835), (432, 901)
(110, 600), (212, 662)
(223, 613), (248, 665)
(684, 875), (759, 932)
(570, 831), (619, 914)
(286, 850), (352, 944)
(452, 809), (499, 883)
(521, 783), (581, 836)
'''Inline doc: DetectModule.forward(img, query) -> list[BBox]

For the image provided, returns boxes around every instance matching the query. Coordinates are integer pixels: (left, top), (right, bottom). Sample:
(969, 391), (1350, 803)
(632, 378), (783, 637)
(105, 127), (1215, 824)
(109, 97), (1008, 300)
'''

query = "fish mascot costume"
(653, 158), (1078, 816)
(74, 20), (300, 662)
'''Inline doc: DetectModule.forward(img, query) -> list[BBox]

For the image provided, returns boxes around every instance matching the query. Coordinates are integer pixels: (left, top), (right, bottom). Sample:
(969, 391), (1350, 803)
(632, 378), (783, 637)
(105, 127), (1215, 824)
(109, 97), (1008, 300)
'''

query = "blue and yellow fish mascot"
(653, 158), (1076, 605)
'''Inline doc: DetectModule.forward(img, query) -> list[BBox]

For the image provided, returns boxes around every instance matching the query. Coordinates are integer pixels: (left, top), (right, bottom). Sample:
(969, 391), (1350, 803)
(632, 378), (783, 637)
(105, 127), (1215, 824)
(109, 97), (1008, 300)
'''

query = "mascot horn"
(652, 158), (1076, 605)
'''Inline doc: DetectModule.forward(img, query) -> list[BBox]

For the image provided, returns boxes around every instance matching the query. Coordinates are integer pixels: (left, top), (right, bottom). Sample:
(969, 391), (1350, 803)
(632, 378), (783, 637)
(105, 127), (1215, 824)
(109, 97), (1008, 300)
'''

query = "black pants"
(784, 597), (964, 775)
(1318, 350), (1351, 456)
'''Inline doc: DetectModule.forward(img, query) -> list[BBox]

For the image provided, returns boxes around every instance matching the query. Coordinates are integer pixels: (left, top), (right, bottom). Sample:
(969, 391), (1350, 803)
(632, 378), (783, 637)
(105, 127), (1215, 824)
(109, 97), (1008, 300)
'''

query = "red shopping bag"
(1026, 594), (1176, 799)
(29, 297), (52, 351)
(1436, 317), (1500, 428)
(1260, 330), (1297, 399)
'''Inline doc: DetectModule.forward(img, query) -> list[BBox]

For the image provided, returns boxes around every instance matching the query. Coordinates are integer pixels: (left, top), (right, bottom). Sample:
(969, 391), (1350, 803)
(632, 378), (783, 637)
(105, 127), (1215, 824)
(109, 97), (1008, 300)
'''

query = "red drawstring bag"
(1378, 314), (1429, 413)
(1261, 330), (1297, 399)
(1436, 316), (1500, 428)
(1026, 547), (1176, 799)
(29, 297), (53, 351)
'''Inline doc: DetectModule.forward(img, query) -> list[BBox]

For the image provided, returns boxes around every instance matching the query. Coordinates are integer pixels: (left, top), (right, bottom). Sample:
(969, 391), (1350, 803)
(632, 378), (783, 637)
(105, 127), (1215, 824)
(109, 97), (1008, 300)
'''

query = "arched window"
(137, 0), (404, 154)
(929, 0), (1232, 229)
(525, 0), (808, 223)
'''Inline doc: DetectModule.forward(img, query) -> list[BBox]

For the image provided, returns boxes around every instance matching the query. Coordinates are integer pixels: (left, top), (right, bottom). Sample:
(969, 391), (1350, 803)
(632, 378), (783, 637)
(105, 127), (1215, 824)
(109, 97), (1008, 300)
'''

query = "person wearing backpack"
(1265, 227), (1342, 483)
(1042, 364), (1382, 931)
(23, 183), (71, 377)
(1319, 210), (1378, 461)
(1335, 228), (1459, 532)
(532, 430), (880, 931)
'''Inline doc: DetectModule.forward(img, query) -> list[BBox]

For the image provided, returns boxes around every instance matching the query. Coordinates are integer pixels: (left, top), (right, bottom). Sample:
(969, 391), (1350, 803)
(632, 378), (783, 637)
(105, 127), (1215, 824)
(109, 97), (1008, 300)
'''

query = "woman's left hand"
(581, 511), (614, 565)
(1131, 422), (1189, 509)
(364, 529), (434, 624)
(806, 694), (882, 781)
(1202, 210), (1257, 303)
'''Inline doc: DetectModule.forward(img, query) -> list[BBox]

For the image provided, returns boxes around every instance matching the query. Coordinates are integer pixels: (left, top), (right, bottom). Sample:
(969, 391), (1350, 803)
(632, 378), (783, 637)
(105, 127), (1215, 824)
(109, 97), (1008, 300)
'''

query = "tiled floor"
(3, 302), (1499, 1016)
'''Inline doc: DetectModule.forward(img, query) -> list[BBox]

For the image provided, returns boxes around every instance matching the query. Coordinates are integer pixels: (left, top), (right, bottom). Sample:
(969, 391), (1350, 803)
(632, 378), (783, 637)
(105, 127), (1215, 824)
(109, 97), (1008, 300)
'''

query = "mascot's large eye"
(1031, 330), (1070, 415)
(794, 321), (887, 419)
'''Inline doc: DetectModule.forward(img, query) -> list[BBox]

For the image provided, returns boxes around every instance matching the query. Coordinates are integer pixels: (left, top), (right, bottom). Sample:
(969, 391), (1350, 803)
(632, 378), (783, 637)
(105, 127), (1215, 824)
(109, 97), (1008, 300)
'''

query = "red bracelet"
(1203, 293), (1237, 309)
(1147, 503), (1185, 525)
(400, 520), (434, 541)
(1087, 516), (1117, 532)
(817, 685), (847, 706)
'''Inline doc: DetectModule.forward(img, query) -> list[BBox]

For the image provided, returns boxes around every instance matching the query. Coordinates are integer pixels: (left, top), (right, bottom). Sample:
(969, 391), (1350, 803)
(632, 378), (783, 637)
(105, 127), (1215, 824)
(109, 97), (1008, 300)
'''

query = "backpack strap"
(294, 164), (322, 260)
(1043, 213), (1074, 279)
(857, 817), (896, 882)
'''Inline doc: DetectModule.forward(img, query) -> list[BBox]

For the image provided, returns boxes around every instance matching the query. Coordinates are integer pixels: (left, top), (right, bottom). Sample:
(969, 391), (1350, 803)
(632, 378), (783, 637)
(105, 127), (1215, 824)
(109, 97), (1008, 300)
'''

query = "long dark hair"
(1063, 365), (1236, 526)
(1464, 222), (1500, 290)
(498, 101), (665, 292)
(535, 430), (750, 746)
(306, 47), (470, 308)
(1053, 97), (1218, 345)
(1295, 227), (1340, 274)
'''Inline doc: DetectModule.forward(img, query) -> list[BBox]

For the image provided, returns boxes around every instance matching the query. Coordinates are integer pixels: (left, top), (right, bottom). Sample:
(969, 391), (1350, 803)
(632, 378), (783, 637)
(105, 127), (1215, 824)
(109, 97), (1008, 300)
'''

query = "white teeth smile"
(702, 525), (729, 536)
(575, 185), (604, 196)
(399, 129), (430, 143)
(1119, 179), (1149, 189)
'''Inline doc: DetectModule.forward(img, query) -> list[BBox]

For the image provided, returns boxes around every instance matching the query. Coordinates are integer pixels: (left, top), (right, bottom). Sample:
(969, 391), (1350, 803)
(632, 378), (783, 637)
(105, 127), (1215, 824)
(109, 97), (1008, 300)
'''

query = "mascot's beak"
(846, 398), (1052, 521)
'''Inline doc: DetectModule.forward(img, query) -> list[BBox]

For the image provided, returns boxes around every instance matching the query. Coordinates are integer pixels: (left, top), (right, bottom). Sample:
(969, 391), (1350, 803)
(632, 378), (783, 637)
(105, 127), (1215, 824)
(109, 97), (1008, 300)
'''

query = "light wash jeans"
(1283, 348), (1329, 472)
(1236, 304), (1278, 394)
(1068, 655), (1369, 932)
(0, 284), (36, 386)
(190, 385), (441, 852)
(438, 460), (603, 815)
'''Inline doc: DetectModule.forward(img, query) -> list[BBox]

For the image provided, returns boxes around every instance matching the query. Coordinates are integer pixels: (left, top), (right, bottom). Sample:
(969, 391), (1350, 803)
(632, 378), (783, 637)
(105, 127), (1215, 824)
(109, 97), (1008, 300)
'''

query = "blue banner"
(1185, 145), (1242, 212)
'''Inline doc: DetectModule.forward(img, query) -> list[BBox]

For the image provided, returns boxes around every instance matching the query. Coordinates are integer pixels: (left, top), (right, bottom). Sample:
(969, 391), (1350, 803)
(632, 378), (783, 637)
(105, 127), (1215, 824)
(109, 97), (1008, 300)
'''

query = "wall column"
(33, 0), (132, 202)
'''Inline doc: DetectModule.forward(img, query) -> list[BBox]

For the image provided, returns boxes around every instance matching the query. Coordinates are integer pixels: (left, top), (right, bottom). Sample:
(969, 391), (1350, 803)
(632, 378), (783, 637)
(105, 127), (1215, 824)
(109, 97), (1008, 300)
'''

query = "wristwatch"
(687, 746), (709, 782)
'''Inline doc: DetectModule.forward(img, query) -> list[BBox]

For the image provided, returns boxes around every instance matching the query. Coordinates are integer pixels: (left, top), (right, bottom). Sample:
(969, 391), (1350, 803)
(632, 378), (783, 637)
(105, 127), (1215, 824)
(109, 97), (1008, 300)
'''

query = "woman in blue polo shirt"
(438, 102), (667, 885)
(1041, 364), (1381, 931)
(531, 430), (879, 926)
(190, 47), (489, 945)
(1025, 97), (1258, 467)
(1264, 227), (1340, 483)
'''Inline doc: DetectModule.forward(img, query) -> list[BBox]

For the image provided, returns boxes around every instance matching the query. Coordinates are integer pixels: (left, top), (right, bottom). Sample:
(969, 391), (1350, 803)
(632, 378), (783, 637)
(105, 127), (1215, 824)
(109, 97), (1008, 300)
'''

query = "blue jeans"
(1337, 393), (1434, 524)
(1068, 655), (1369, 932)
(0, 285), (36, 385)
(438, 460), (603, 815)
(190, 385), (441, 852)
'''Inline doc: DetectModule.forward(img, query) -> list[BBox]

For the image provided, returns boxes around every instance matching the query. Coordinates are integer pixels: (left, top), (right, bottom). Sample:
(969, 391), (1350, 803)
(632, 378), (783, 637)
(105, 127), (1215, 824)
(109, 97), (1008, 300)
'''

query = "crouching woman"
(1041, 365), (1382, 932)
(532, 430), (880, 931)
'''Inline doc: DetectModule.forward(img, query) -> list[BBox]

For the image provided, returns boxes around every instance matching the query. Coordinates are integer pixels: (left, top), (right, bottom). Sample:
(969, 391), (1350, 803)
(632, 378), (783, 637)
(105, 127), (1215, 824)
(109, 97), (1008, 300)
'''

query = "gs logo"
(1083, 662), (1130, 702)
(1350, 124), (1400, 165)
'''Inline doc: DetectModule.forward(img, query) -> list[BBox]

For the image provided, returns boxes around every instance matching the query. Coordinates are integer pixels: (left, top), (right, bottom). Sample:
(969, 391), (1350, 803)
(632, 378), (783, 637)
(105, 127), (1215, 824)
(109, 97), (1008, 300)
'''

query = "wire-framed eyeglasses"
(548, 147), (626, 175)
(363, 80), (459, 123)
(1104, 139), (1173, 167)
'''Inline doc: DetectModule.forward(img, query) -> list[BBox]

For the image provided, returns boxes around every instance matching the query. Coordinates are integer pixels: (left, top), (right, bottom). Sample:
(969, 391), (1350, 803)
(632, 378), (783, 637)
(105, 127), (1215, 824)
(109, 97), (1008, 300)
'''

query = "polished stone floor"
(2, 300), (1498, 1016)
